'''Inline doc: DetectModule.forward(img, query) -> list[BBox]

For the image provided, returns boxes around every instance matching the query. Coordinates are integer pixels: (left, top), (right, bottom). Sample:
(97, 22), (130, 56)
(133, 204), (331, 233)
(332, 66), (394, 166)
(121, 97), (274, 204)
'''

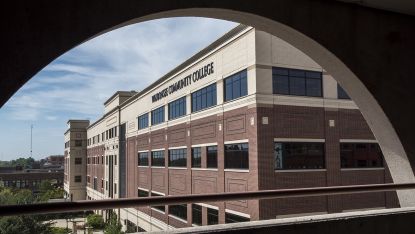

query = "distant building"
(43, 155), (64, 169)
(0, 166), (63, 193)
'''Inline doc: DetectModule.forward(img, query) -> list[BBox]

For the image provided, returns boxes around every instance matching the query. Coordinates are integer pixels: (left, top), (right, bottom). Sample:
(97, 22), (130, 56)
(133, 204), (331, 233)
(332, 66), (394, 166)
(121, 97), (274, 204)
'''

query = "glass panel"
(306, 78), (322, 97)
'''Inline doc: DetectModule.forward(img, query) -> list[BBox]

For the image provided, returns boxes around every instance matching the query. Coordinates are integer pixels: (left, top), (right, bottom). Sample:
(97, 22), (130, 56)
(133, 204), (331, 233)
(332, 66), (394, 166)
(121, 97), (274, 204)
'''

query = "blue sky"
(0, 18), (237, 160)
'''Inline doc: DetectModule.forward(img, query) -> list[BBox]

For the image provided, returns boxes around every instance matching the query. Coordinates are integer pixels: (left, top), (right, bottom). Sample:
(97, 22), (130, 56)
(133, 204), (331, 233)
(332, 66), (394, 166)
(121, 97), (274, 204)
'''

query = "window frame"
(224, 143), (249, 170)
(272, 67), (323, 97)
(224, 70), (248, 102)
(138, 113), (149, 130)
(151, 106), (165, 125)
(191, 83), (217, 113)
(168, 148), (187, 168)
(274, 142), (326, 170)
(168, 96), (187, 120)
(137, 152), (149, 166)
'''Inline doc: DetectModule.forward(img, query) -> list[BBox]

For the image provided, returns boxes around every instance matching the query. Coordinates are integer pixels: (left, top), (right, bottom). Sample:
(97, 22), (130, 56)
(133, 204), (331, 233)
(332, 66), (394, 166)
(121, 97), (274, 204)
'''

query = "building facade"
(64, 25), (398, 231)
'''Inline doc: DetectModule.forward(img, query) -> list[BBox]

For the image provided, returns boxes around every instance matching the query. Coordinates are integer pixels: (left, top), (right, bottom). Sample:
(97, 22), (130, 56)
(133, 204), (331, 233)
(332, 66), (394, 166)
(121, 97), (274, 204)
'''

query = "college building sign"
(151, 62), (214, 103)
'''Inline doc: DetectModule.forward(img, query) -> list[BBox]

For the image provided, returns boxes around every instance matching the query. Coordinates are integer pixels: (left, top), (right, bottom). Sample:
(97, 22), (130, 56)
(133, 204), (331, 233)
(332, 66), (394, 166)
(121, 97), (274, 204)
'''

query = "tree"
(104, 212), (123, 234)
(86, 214), (105, 230)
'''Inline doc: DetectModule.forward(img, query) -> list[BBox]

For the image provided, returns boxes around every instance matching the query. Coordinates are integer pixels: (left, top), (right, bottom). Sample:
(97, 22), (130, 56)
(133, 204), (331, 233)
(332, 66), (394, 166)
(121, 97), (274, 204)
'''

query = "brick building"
(64, 25), (398, 231)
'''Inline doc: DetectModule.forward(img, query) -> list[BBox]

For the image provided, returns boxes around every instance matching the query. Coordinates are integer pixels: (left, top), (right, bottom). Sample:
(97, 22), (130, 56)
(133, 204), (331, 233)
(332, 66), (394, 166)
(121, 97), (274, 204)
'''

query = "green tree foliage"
(104, 212), (124, 234)
(86, 214), (105, 230)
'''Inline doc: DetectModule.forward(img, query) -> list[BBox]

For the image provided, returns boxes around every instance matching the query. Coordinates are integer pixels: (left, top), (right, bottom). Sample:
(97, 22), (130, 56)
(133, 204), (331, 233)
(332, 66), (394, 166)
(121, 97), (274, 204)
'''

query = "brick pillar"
(325, 108), (342, 213)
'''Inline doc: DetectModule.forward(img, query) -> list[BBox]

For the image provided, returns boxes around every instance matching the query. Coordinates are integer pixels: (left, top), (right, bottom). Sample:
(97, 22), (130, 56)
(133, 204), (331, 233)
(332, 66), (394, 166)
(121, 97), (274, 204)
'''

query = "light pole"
(30, 124), (33, 158)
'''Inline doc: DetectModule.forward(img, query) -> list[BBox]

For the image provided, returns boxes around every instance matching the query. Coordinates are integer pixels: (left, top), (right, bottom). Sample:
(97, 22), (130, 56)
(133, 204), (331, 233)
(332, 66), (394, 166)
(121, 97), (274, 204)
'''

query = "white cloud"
(0, 18), (238, 159)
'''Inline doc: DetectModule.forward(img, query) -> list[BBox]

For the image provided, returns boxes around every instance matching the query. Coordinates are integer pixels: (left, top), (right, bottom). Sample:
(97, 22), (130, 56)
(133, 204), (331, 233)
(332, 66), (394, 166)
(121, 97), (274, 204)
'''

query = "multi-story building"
(64, 120), (89, 201)
(64, 25), (398, 231)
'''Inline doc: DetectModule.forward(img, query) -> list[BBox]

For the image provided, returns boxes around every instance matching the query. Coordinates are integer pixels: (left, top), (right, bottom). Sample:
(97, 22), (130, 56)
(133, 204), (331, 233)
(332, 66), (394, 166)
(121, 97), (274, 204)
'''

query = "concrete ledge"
(150, 207), (415, 234)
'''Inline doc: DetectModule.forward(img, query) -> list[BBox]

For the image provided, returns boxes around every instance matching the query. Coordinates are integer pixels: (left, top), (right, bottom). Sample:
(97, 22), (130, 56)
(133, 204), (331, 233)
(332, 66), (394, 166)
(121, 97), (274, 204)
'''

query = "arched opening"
(2, 3), (415, 231)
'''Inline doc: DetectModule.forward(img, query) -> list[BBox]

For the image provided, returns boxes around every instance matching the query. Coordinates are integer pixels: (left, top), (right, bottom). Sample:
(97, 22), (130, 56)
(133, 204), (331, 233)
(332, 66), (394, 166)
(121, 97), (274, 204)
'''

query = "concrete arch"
(1, 1), (415, 205)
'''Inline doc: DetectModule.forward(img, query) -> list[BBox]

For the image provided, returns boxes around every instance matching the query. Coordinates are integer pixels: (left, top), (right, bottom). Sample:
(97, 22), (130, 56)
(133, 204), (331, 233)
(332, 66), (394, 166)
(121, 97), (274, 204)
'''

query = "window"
(274, 142), (325, 170)
(151, 192), (165, 212)
(169, 204), (187, 221)
(138, 152), (149, 166)
(168, 96), (186, 120)
(114, 183), (117, 194)
(191, 83), (217, 112)
(169, 148), (187, 167)
(272, 67), (322, 97)
(75, 175), (82, 183)
(151, 106), (165, 125)
(138, 189), (149, 197)
(191, 148), (201, 168)
(340, 143), (384, 168)
(101, 156), (104, 164)
(151, 151), (165, 167)
(207, 146), (218, 168)
(138, 113), (149, 129)
(114, 155), (117, 165)
(192, 204), (202, 226)
(74, 158), (82, 165)
(224, 70), (248, 101)
(87, 176), (90, 183)
(224, 143), (249, 169)
(93, 177), (97, 189)
(75, 140), (82, 147)
(207, 208), (219, 225)
(337, 84), (351, 99)
(225, 212), (250, 223)
(101, 179), (104, 189)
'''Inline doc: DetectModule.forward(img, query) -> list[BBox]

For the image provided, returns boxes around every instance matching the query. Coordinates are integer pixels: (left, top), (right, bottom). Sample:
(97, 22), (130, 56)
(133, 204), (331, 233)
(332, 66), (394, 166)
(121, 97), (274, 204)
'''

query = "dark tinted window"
(337, 84), (351, 99)
(191, 83), (217, 112)
(75, 140), (82, 147)
(138, 152), (149, 166)
(274, 142), (325, 170)
(207, 146), (218, 168)
(224, 70), (248, 101)
(151, 106), (165, 125)
(192, 204), (202, 226)
(138, 113), (149, 129)
(191, 147), (201, 168)
(207, 208), (219, 225)
(169, 149), (187, 167)
(225, 212), (250, 223)
(75, 175), (82, 183)
(225, 143), (249, 169)
(168, 96), (186, 120)
(151, 192), (165, 212)
(272, 67), (322, 97)
(138, 189), (148, 197)
(340, 143), (383, 168)
(151, 151), (165, 167)
(169, 204), (187, 220)
(75, 158), (82, 164)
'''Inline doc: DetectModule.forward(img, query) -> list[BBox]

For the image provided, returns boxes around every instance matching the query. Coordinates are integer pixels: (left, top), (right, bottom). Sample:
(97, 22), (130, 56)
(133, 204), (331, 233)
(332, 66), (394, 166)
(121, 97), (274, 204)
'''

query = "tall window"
(169, 204), (187, 221)
(225, 212), (250, 223)
(191, 147), (201, 168)
(340, 143), (384, 168)
(272, 67), (322, 97)
(274, 142), (325, 170)
(337, 84), (351, 99)
(207, 146), (218, 168)
(138, 113), (149, 129)
(151, 192), (165, 212)
(224, 143), (249, 169)
(168, 148), (187, 167)
(192, 204), (202, 226)
(207, 208), (219, 225)
(151, 151), (165, 167)
(138, 152), (149, 166)
(191, 83), (217, 112)
(224, 70), (248, 101)
(168, 96), (186, 120)
(151, 106), (165, 125)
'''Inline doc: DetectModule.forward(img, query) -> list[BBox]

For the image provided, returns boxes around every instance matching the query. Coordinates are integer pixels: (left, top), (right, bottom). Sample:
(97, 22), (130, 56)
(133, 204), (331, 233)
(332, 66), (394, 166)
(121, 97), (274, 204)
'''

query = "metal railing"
(0, 183), (414, 216)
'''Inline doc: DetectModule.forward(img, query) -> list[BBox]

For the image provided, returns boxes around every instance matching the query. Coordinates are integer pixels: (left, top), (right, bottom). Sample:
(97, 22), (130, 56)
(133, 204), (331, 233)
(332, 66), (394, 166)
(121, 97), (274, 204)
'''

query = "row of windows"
(87, 126), (118, 146)
(87, 155), (117, 165)
(137, 189), (249, 224)
(66, 140), (83, 148)
(275, 142), (383, 170)
(136, 142), (382, 170)
(137, 68), (349, 129)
